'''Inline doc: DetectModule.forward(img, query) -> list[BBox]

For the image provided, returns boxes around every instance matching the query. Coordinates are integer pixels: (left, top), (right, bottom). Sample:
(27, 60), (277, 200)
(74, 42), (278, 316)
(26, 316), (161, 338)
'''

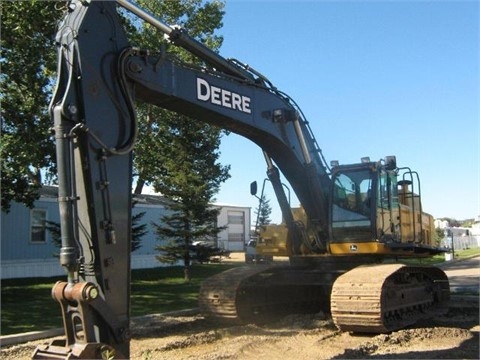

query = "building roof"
(39, 186), (170, 206)
(39, 186), (250, 210)
(39, 186), (60, 199)
(133, 193), (171, 206)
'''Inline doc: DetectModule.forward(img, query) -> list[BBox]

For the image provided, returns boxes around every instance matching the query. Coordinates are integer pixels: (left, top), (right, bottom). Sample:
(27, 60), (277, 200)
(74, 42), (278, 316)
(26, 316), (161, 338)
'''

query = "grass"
(130, 264), (235, 316)
(1, 276), (64, 335)
(401, 247), (480, 266)
(1, 264), (235, 336)
(450, 247), (480, 259)
(2, 248), (479, 336)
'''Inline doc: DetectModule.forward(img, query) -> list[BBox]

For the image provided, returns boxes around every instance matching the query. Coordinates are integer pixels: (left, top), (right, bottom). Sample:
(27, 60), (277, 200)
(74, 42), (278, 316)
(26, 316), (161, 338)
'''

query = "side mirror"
(250, 181), (258, 196)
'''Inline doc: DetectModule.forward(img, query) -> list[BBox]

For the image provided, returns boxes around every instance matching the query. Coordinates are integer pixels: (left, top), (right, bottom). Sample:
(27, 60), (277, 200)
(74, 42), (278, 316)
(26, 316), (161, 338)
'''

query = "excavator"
(33, 1), (449, 358)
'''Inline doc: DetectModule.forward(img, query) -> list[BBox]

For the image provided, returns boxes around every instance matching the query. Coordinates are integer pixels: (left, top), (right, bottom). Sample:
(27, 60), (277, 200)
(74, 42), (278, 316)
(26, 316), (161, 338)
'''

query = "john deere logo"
(350, 245), (358, 252)
(196, 78), (251, 114)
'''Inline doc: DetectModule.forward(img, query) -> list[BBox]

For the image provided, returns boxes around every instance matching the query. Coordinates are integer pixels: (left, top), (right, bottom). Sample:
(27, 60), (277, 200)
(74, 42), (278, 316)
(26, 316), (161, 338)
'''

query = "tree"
(47, 202), (148, 254)
(121, 0), (230, 281)
(460, 218), (475, 228)
(45, 220), (61, 258)
(1, 0), (227, 211)
(131, 206), (148, 253)
(2, 1), (230, 275)
(152, 116), (230, 281)
(434, 227), (445, 247)
(121, 0), (226, 194)
(1, 1), (59, 212)
(439, 217), (461, 228)
(254, 195), (272, 230)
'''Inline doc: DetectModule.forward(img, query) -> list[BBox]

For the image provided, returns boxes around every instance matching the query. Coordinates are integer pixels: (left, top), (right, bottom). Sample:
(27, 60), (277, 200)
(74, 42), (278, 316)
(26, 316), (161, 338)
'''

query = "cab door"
(330, 167), (376, 243)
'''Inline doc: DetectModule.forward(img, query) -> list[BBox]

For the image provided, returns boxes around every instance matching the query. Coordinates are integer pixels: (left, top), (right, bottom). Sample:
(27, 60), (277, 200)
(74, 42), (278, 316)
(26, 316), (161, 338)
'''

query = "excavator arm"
(34, 0), (330, 358)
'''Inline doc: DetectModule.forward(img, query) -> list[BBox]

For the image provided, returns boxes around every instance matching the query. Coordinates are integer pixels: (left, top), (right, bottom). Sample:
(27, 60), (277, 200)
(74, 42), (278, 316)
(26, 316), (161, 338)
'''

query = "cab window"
(378, 171), (398, 209)
(332, 170), (372, 216)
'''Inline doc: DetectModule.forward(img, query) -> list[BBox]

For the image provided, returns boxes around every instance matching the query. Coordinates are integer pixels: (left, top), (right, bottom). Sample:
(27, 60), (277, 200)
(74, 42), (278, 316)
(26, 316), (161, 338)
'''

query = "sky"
(206, 0), (479, 224)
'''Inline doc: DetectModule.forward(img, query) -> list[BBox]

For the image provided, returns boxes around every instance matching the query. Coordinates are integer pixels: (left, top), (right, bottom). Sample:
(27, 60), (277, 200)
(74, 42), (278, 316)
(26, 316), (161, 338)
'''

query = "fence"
(440, 234), (480, 251)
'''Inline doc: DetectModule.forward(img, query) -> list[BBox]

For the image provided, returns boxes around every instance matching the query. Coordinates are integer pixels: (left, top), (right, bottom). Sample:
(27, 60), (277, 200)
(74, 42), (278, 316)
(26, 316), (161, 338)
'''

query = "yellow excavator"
(199, 157), (449, 333)
(34, 1), (448, 358)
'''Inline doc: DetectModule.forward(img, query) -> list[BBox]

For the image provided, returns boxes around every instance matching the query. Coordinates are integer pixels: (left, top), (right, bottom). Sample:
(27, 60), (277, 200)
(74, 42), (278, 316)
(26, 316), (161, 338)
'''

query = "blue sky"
(212, 0), (479, 223)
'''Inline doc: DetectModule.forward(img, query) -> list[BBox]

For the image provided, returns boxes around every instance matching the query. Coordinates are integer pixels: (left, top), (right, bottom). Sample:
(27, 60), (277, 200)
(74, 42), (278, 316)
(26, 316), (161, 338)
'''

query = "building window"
(228, 233), (244, 242)
(228, 211), (244, 225)
(31, 209), (47, 243)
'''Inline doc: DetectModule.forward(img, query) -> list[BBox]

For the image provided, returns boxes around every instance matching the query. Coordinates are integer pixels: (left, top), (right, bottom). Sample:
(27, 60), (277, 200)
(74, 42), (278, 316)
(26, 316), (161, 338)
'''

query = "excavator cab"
(254, 156), (439, 258)
(328, 156), (438, 256)
(330, 160), (378, 244)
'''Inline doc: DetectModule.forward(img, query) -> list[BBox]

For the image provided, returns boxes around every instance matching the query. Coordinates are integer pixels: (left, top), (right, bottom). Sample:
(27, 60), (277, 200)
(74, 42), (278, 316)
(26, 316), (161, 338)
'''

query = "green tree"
(439, 217), (461, 228)
(434, 227), (445, 247)
(122, 0), (226, 194)
(1, 0), (227, 211)
(131, 206), (148, 253)
(153, 116), (230, 281)
(1, 1), (230, 274)
(47, 202), (147, 254)
(122, 0), (230, 280)
(0, 1), (60, 212)
(254, 194), (272, 231)
(460, 218), (475, 228)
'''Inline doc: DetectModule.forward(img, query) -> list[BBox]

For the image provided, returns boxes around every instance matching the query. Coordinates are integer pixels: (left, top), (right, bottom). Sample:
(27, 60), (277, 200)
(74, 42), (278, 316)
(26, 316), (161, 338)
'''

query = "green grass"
(1, 276), (65, 335)
(3, 248), (480, 336)
(130, 264), (235, 316)
(1, 264), (235, 336)
(401, 247), (480, 266)
(451, 247), (480, 259)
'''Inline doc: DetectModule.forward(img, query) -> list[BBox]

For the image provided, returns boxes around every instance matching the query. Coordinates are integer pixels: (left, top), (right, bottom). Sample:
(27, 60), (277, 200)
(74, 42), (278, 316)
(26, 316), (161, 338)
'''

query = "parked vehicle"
(245, 239), (273, 264)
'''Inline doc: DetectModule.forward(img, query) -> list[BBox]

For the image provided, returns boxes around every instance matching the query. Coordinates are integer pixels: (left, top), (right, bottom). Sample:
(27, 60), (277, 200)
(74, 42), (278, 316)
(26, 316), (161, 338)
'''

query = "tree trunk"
(134, 178), (145, 194)
(184, 219), (192, 282)
(184, 265), (191, 282)
(184, 243), (191, 282)
(29, 167), (42, 185)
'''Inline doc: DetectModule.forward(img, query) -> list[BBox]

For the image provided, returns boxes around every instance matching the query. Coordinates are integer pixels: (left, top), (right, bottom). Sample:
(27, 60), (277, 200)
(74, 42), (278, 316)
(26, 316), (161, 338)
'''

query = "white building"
(434, 219), (449, 229)
(1, 187), (250, 279)
(470, 215), (480, 236)
(215, 204), (251, 252)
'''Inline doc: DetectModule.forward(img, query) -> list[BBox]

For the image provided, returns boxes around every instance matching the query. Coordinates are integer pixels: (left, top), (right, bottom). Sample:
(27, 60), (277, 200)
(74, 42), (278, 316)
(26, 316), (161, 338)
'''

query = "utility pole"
(451, 230), (455, 258)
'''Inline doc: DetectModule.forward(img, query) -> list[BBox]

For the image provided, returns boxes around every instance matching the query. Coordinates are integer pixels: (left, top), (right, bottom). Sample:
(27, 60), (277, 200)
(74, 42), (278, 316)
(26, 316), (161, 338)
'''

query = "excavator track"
(199, 262), (449, 334)
(330, 264), (450, 333)
(199, 266), (268, 323)
(199, 265), (339, 324)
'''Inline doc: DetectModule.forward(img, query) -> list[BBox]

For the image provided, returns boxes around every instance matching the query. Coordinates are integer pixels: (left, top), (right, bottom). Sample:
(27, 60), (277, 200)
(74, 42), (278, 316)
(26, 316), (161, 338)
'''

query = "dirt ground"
(2, 255), (479, 359)
(127, 305), (479, 360)
(2, 306), (478, 359)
